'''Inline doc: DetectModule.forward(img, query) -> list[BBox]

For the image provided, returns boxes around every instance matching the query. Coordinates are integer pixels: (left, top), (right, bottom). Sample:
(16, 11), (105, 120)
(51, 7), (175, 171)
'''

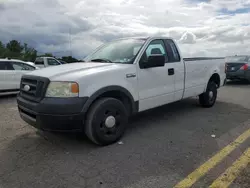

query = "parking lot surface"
(0, 81), (250, 188)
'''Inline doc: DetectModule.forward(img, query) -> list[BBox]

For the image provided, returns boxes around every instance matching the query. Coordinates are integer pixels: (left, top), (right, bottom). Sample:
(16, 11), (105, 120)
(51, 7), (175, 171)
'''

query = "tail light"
(240, 64), (248, 70)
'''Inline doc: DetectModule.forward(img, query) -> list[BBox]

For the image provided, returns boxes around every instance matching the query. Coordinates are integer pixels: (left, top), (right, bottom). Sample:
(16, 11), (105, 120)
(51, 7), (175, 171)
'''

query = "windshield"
(84, 38), (146, 64)
(225, 56), (249, 62)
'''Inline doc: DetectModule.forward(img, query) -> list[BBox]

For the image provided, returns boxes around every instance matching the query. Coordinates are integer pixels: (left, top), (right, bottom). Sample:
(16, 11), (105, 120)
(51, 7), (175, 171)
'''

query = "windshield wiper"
(90, 58), (113, 63)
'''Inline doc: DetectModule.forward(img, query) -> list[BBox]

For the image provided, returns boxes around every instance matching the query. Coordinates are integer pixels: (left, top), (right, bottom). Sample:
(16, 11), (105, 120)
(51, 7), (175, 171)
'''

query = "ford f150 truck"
(17, 37), (226, 145)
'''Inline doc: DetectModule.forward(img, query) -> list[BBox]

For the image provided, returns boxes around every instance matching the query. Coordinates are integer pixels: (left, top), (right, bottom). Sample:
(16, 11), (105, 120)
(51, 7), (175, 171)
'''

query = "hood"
(26, 62), (124, 80)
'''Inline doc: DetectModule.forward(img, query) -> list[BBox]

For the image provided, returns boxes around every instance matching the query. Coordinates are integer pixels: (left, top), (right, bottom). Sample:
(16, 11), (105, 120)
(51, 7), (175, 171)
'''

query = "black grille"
(20, 75), (50, 102)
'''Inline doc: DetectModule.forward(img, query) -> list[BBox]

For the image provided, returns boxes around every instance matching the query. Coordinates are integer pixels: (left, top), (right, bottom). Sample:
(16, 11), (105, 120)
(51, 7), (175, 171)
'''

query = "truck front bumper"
(17, 95), (88, 132)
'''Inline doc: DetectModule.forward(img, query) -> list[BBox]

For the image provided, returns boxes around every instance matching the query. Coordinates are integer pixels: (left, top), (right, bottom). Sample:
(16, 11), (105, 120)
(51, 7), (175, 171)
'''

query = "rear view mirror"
(141, 55), (165, 69)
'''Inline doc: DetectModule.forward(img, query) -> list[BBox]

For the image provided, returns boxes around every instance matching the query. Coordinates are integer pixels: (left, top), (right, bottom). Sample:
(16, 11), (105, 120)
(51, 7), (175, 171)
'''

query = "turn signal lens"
(71, 83), (79, 93)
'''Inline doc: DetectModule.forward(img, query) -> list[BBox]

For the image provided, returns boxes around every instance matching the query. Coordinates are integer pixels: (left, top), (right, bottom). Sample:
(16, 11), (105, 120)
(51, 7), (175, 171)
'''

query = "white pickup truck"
(17, 37), (226, 145)
(34, 57), (63, 68)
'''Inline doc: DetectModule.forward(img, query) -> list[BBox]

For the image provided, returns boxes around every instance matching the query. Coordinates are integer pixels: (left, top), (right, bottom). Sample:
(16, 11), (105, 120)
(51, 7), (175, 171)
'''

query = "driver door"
(137, 39), (175, 111)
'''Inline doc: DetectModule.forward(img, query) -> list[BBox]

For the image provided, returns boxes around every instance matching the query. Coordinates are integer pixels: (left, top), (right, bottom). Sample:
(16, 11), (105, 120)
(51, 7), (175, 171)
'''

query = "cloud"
(179, 31), (196, 44)
(0, 0), (250, 58)
(0, 0), (93, 55)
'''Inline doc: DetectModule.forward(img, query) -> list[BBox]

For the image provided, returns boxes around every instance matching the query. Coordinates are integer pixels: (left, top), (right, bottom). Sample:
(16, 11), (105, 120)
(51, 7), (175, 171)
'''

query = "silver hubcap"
(209, 91), (213, 99)
(105, 116), (116, 128)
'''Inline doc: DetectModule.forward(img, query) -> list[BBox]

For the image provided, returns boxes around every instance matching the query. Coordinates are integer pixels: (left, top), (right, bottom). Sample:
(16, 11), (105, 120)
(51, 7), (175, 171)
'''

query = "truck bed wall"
(182, 57), (226, 99)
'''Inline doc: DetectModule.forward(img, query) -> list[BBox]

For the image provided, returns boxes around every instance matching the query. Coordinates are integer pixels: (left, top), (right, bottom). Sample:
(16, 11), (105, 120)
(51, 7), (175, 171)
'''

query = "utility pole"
(69, 28), (72, 56)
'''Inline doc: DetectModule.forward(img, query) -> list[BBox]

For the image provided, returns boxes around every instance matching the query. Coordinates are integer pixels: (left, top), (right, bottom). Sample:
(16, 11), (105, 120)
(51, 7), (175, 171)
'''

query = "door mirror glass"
(142, 55), (165, 69)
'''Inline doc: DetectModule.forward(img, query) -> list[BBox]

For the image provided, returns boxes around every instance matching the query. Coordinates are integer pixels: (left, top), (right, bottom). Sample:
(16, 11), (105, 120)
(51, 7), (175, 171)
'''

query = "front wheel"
(84, 98), (128, 146)
(199, 81), (217, 108)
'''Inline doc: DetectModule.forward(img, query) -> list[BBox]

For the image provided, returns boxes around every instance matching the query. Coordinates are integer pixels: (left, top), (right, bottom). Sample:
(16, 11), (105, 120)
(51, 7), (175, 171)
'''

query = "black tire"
(84, 97), (128, 146)
(244, 79), (250, 83)
(199, 81), (217, 108)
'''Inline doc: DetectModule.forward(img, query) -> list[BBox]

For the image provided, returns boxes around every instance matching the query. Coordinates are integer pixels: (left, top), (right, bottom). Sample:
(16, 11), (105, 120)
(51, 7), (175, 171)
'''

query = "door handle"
(168, 68), (174, 75)
(126, 73), (136, 78)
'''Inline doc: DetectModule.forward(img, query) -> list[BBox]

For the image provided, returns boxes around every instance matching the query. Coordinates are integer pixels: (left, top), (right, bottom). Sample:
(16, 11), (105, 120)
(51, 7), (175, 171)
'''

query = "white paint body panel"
(0, 70), (16, 90)
(0, 59), (38, 91)
(173, 60), (185, 101)
(27, 62), (139, 101)
(24, 37), (226, 113)
(137, 62), (175, 111)
(183, 58), (226, 99)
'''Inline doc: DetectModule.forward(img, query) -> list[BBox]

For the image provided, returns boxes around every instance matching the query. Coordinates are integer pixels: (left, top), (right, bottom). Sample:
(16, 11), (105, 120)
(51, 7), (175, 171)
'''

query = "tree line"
(0, 40), (81, 63)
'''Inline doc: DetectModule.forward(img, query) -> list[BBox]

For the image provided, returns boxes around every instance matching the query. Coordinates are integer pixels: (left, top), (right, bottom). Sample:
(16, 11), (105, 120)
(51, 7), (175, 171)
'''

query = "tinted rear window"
(0, 62), (15, 70)
(0, 62), (6, 70)
(34, 58), (44, 65)
(226, 56), (248, 62)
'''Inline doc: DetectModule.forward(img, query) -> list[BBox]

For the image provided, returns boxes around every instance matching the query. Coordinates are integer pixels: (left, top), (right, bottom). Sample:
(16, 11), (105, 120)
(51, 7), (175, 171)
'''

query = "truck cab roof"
(111, 36), (175, 41)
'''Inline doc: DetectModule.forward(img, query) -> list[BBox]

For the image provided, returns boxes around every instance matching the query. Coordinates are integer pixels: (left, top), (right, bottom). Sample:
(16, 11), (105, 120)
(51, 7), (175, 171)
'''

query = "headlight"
(45, 82), (79, 97)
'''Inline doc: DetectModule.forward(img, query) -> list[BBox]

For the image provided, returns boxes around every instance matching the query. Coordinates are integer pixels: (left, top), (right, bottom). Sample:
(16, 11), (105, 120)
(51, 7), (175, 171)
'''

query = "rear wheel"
(84, 98), (128, 146)
(199, 81), (217, 108)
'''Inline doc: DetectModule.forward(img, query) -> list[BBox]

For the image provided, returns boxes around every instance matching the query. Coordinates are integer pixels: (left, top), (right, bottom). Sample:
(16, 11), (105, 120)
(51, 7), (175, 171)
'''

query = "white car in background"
(0, 58), (39, 95)
(34, 57), (63, 68)
(26, 61), (36, 66)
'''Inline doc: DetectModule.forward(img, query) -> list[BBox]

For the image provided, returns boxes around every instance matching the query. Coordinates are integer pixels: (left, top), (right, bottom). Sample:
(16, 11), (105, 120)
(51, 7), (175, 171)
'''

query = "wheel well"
(95, 90), (134, 115)
(209, 73), (220, 88)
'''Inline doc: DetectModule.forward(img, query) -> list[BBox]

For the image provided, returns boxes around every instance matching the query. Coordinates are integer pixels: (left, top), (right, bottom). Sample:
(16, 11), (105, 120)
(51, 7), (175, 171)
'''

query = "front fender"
(81, 85), (138, 114)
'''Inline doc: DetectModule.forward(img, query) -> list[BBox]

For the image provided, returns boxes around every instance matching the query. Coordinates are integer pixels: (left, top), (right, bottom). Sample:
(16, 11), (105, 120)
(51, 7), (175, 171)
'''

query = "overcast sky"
(1, 0), (250, 58)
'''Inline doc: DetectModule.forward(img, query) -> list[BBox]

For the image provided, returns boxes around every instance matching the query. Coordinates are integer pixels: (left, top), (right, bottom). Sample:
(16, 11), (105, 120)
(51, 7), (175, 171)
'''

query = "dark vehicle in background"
(59, 60), (68, 64)
(225, 55), (250, 82)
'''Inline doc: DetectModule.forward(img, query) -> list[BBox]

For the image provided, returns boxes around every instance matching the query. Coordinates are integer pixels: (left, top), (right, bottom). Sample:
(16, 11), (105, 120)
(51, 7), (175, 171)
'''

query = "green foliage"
(60, 56), (80, 63)
(0, 41), (10, 58)
(38, 53), (54, 57)
(6, 40), (23, 53)
(22, 43), (37, 62)
(0, 40), (80, 62)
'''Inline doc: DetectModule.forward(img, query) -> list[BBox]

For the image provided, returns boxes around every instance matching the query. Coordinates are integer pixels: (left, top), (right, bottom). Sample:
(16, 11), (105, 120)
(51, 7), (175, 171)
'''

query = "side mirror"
(141, 55), (165, 69)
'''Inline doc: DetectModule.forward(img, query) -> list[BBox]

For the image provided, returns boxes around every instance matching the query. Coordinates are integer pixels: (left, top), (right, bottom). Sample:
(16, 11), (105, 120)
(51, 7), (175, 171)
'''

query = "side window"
(5, 62), (15, 70)
(48, 59), (60, 65)
(140, 39), (168, 63)
(12, 62), (35, 71)
(12, 62), (23, 70)
(34, 58), (44, 65)
(0, 62), (7, 70)
(164, 39), (180, 62)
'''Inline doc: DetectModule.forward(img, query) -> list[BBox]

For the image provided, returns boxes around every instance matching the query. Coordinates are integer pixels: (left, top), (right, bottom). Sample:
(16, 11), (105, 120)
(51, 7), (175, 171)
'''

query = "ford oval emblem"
(23, 85), (30, 91)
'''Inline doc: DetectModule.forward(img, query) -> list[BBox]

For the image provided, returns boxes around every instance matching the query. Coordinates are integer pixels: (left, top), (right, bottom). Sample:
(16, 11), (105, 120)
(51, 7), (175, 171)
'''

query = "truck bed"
(183, 57), (225, 61)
